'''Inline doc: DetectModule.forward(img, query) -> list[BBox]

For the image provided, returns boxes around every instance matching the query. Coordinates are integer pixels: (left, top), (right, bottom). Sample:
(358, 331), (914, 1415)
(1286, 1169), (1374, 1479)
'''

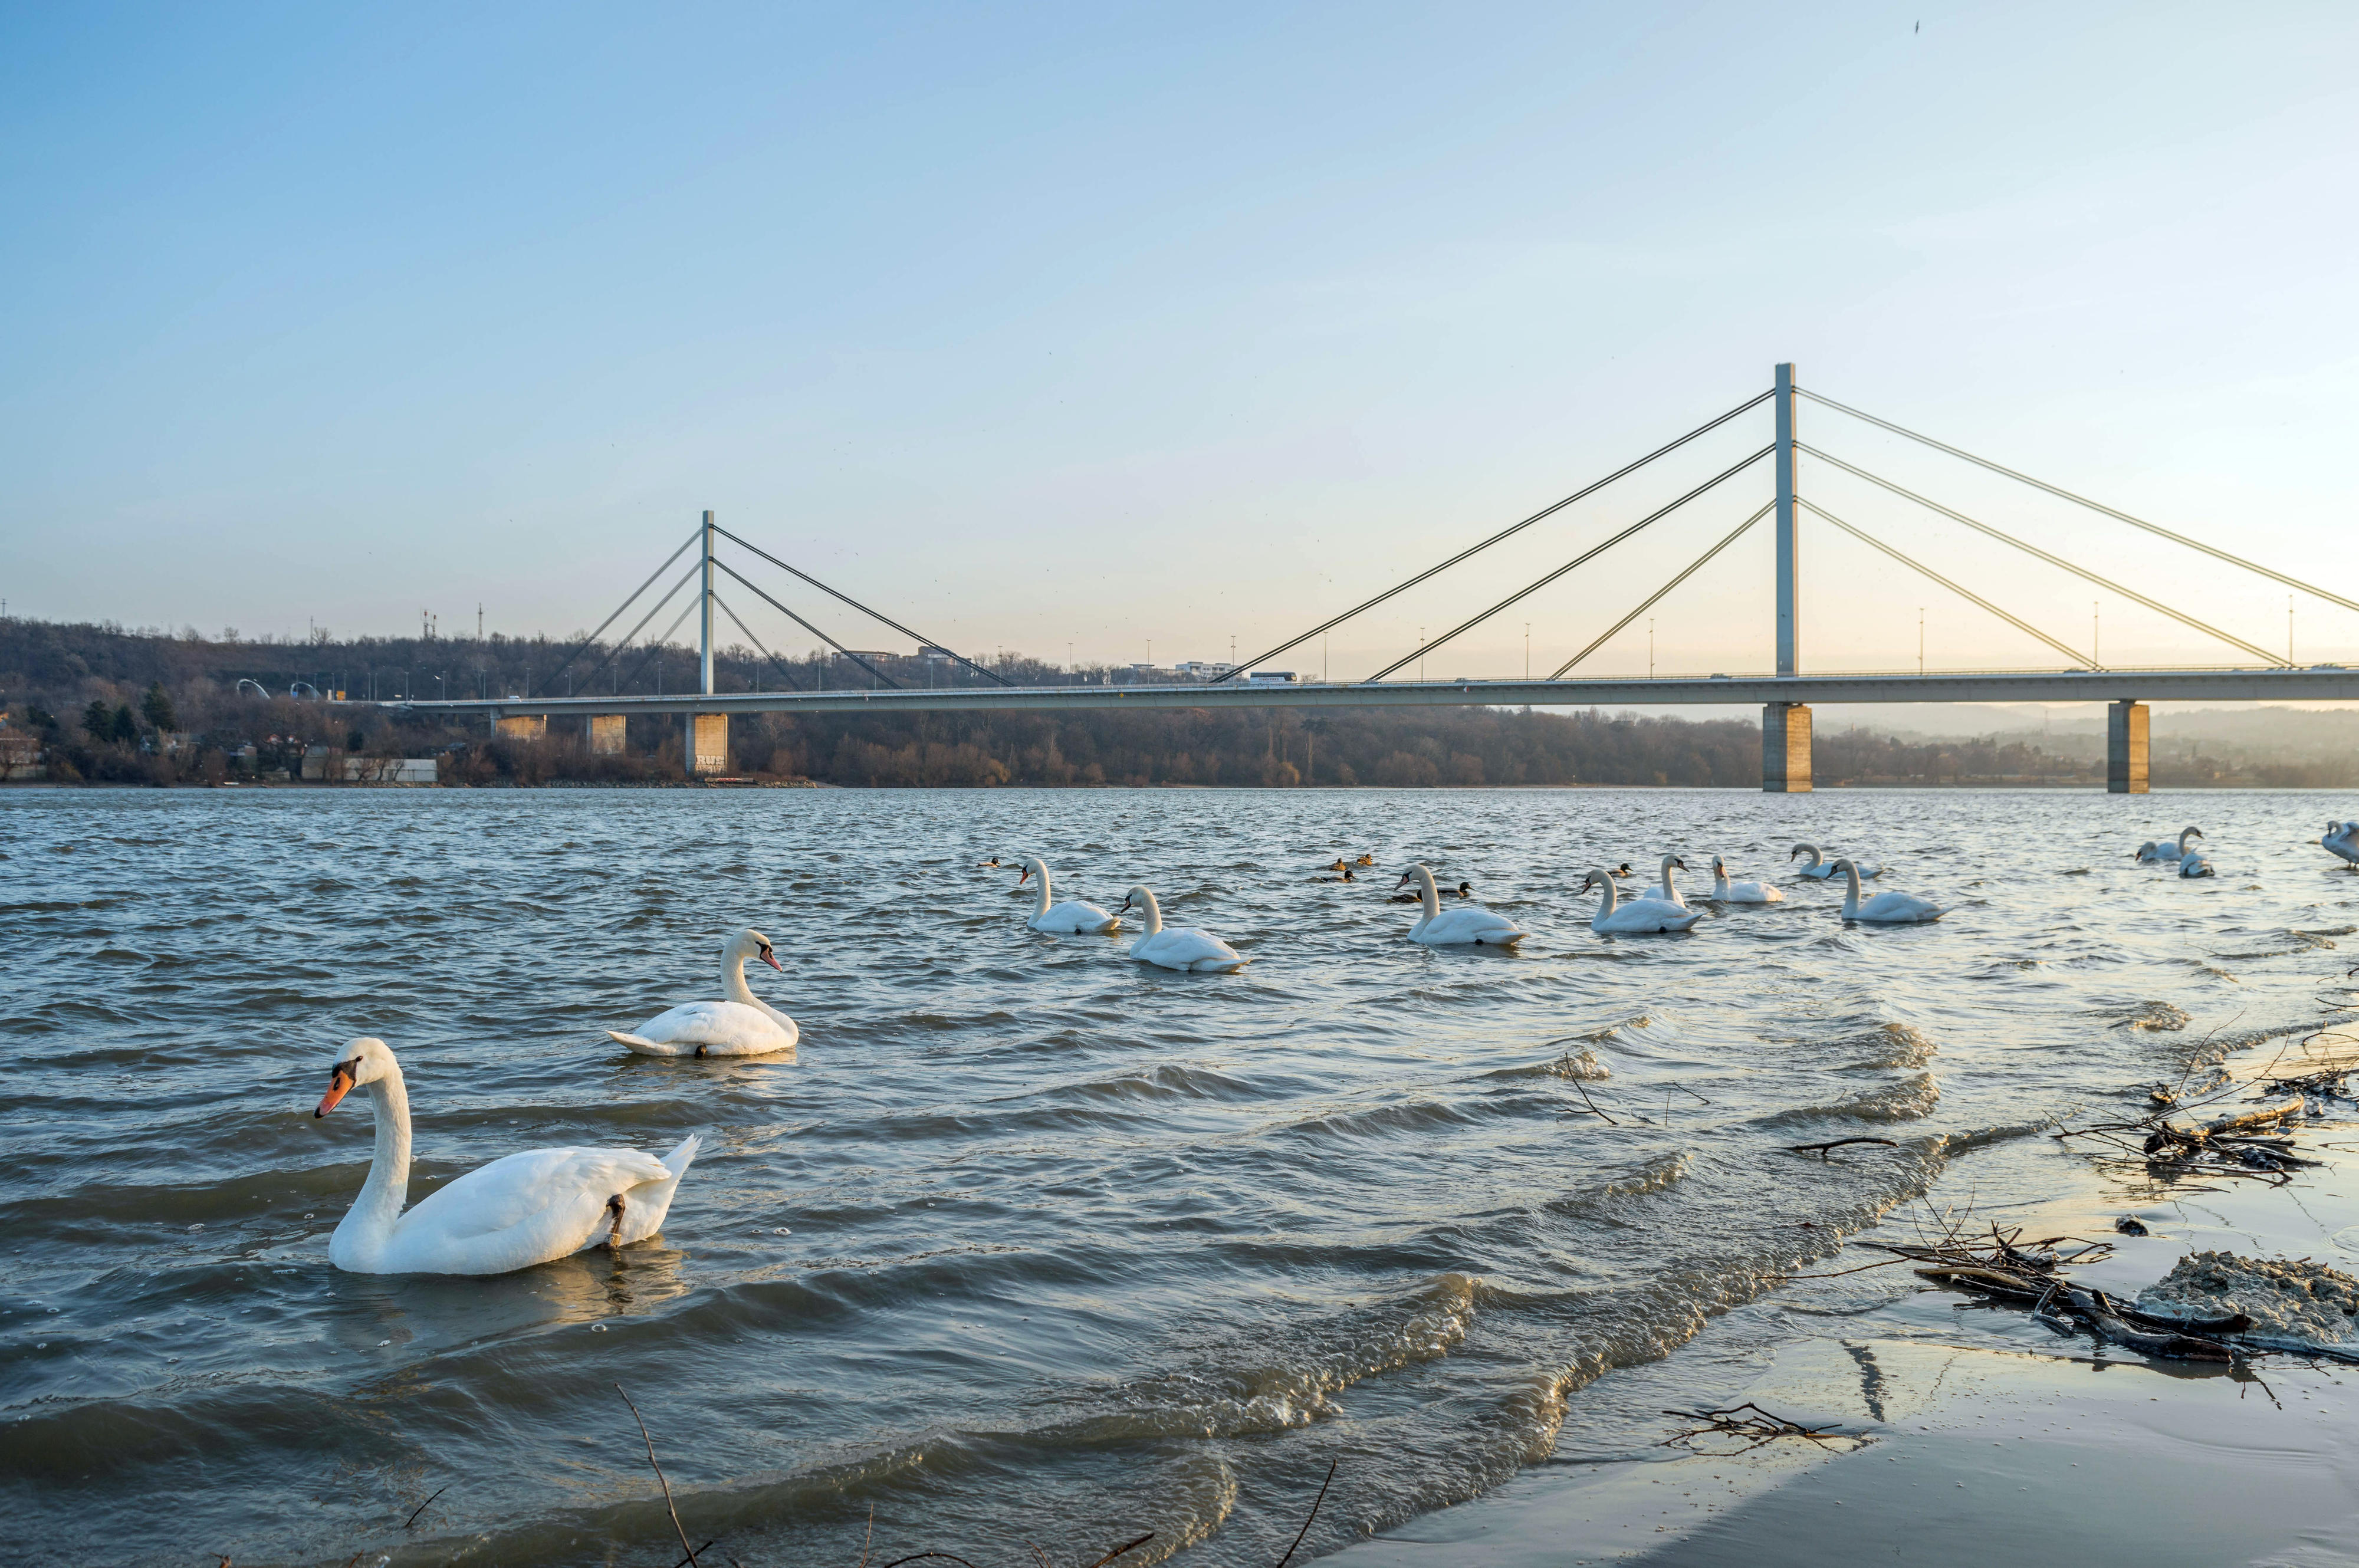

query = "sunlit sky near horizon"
(4, 2), (2356, 685)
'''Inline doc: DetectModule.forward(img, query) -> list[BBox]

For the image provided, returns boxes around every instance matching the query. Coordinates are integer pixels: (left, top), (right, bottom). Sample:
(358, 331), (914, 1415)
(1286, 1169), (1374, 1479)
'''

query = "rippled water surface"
(4, 786), (2354, 1566)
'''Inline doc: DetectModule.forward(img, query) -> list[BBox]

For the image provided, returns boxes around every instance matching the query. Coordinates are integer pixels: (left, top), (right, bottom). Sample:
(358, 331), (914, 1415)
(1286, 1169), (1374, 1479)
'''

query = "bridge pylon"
(1763, 363), (1809, 791)
(2107, 700), (2149, 794)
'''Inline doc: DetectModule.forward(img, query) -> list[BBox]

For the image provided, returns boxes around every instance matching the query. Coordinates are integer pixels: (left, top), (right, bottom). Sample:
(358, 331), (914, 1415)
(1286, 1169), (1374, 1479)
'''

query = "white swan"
(2323, 821), (2358, 866)
(1832, 859), (1941, 923)
(2177, 850), (2216, 879)
(2137, 826), (2202, 863)
(1709, 854), (1783, 903)
(1018, 858), (1121, 933)
(1581, 866), (1703, 934)
(607, 928), (799, 1057)
(1119, 885), (1249, 972)
(1649, 853), (1690, 908)
(1397, 864), (1525, 946)
(314, 1037), (700, 1276)
(1791, 843), (1880, 880)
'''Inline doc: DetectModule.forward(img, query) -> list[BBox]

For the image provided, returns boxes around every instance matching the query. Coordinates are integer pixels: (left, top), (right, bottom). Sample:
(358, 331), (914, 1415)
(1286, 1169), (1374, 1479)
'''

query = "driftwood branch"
(1787, 1137), (1897, 1159)
(1274, 1461), (1339, 1568)
(617, 1383), (701, 1568)
(402, 1484), (449, 1531)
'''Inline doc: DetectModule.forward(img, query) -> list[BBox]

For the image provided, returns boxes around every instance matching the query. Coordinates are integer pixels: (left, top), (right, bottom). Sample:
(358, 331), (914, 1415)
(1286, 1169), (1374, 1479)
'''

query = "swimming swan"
(1791, 844), (1880, 880)
(314, 1037), (700, 1275)
(1581, 867), (1703, 934)
(1831, 859), (1941, 923)
(2137, 827), (2202, 863)
(1120, 885), (1249, 972)
(607, 928), (799, 1057)
(1018, 858), (1121, 933)
(1397, 864), (1525, 946)
(1709, 855), (1783, 903)
(2177, 850), (2216, 879)
(2322, 821), (2357, 866)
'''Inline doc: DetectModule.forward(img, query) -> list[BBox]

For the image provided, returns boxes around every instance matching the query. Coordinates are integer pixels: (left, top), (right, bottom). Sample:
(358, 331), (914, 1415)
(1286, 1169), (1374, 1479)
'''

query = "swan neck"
(1842, 864), (1862, 913)
(1420, 869), (1438, 921)
(334, 1069), (411, 1264)
(1139, 890), (1162, 934)
(722, 946), (759, 1007)
(1032, 864), (1053, 917)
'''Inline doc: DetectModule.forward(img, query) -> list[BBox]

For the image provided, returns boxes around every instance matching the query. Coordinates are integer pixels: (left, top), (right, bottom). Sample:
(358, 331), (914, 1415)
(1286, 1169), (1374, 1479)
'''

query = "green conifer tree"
(142, 683), (177, 732)
(83, 699), (113, 741)
(111, 704), (138, 744)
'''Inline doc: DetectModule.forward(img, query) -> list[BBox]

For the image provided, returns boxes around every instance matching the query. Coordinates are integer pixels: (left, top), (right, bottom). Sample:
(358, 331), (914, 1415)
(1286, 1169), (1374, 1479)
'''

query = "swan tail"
(607, 1030), (676, 1055)
(659, 1132), (702, 1178)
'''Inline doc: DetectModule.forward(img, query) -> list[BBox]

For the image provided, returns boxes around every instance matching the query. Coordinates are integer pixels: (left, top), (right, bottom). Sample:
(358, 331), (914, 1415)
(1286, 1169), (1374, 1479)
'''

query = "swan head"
(1016, 857), (1047, 886)
(728, 927), (783, 971)
(1829, 858), (1858, 876)
(2183, 827), (2204, 842)
(1579, 869), (1609, 896)
(1711, 855), (1728, 874)
(1788, 843), (1818, 863)
(316, 1036), (395, 1117)
(1661, 853), (1687, 872)
(1118, 884), (1153, 912)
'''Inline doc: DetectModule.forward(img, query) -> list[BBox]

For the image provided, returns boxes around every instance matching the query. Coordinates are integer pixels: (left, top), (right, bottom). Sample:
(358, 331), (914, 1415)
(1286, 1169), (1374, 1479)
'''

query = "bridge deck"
(393, 666), (2359, 721)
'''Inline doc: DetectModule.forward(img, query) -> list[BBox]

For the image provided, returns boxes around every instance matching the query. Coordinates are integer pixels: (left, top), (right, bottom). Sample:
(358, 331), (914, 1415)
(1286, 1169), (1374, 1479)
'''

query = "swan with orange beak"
(606, 927), (799, 1057)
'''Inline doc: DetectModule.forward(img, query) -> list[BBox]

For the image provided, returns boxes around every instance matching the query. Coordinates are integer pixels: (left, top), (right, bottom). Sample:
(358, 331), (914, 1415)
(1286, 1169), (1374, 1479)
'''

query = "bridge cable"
(610, 596), (704, 696)
(1797, 443), (2291, 667)
(709, 591), (804, 691)
(712, 557), (902, 689)
(1796, 388), (2359, 617)
(1548, 501), (1773, 679)
(1795, 498), (2092, 668)
(573, 561), (704, 691)
(1361, 445), (1773, 683)
(1211, 388), (1776, 683)
(538, 526), (704, 689)
(712, 525), (1006, 686)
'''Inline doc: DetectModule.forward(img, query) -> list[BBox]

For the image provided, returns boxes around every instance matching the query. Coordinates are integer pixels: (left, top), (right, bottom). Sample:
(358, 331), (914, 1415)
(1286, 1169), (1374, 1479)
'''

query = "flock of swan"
(308, 815), (2347, 1281)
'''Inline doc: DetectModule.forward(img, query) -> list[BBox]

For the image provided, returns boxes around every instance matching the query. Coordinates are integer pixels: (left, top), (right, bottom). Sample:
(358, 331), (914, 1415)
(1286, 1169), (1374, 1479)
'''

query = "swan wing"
(615, 1000), (796, 1056)
(1415, 908), (1526, 945)
(1854, 893), (1941, 922)
(384, 1145), (678, 1274)
(1603, 905), (1700, 932)
(1033, 899), (1119, 933)
(1137, 928), (1247, 971)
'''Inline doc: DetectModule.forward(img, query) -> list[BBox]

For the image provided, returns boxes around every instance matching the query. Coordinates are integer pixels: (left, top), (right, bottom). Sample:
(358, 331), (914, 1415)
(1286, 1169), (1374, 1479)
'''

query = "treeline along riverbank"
(0, 616), (2339, 788)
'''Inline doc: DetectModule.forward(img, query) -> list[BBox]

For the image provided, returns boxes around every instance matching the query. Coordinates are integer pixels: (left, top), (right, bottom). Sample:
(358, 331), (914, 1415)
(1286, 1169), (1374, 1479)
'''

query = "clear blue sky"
(4, 2), (2354, 680)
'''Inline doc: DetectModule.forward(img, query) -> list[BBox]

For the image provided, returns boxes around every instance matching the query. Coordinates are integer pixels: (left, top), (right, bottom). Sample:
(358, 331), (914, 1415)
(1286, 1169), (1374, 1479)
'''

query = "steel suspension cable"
(612, 596), (702, 695)
(1362, 445), (1773, 682)
(712, 557), (901, 689)
(1796, 498), (2091, 668)
(1796, 387), (2359, 617)
(1798, 443), (2290, 666)
(1548, 501), (1773, 679)
(540, 527), (703, 688)
(710, 591), (804, 691)
(1212, 389), (1776, 683)
(712, 525), (1006, 686)
(574, 560), (703, 689)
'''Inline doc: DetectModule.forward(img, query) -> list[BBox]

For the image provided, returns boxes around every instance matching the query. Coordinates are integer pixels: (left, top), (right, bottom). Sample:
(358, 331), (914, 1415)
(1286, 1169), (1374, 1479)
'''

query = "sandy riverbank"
(1346, 1018), (2359, 1567)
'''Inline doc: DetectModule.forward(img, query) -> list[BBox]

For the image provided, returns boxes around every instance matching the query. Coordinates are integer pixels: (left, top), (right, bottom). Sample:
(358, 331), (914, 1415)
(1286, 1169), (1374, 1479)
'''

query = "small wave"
(1833, 1023), (1939, 1069)
(1545, 1152), (1692, 1218)
(2107, 1001), (2192, 1033)
(1488, 1046), (1610, 1082)
(1765, 1072), (1940, 1126)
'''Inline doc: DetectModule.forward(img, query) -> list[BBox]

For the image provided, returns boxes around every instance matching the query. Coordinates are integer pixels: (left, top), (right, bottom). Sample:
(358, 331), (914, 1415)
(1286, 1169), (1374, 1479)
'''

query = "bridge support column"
(589, 715), (626, 755)
(2108, 701), (2149, 794)
(495, 715), (546, 742)
(686, 714), (729, 776)
(1762, 702), (1812, 793)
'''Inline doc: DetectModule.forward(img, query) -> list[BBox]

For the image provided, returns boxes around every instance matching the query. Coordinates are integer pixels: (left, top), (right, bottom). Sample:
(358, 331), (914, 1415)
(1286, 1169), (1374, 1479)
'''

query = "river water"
(2, 786), (2353, 1567)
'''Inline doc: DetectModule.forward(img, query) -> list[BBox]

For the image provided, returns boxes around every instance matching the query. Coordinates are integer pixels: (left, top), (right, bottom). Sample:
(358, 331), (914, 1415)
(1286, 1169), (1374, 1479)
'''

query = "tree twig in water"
(617, 1382), (701, 1568)
(1662, 1403), (1842, 1454)
(403, 1483), (449, 1531)
(1274, 1461), (1339, 1568)
(1083, 1533), (1156, 1568)
(1570, 1078), (1618, 1125)
(667, 1544), (719, 1568)
(879, 1553), (982, 1567)
(1787, 1137), (1897, 1159)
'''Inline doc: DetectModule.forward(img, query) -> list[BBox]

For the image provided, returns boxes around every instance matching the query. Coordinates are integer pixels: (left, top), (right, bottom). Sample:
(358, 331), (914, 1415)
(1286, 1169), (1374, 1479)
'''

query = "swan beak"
(760, 946), (782, 971)
(315, 1063), (354, 1119)
(1017, 868), (1031, 885)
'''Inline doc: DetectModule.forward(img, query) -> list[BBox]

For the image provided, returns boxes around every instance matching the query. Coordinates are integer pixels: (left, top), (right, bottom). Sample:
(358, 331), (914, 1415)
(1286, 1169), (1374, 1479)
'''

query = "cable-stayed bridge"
(393, 364), (2358, 792)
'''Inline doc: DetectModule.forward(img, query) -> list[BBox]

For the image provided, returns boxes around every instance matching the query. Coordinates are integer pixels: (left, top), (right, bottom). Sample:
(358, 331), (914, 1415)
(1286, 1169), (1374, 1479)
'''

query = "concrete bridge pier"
(687, 714), (729, 776)
(1762, 702), (1812, 793)
(589, 715), (627, 755)
(2108, 700), (2149, 794)
(495, 715), (547, 742)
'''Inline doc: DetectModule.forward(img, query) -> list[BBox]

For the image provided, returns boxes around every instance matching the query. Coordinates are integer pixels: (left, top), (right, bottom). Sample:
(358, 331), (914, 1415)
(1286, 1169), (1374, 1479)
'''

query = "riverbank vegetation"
(1, 617), (2345, 788)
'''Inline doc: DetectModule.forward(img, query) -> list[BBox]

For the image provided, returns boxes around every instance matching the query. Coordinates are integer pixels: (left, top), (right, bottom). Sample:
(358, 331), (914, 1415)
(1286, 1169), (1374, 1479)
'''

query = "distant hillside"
(1, 617), (2346, 787)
